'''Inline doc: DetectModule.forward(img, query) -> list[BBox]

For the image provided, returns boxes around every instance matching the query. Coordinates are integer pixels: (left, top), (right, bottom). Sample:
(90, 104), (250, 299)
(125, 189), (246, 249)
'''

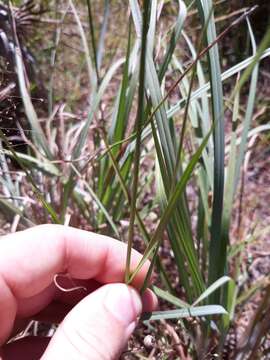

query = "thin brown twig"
(148, 5), (258, 124)
(161, 319), (192, 360)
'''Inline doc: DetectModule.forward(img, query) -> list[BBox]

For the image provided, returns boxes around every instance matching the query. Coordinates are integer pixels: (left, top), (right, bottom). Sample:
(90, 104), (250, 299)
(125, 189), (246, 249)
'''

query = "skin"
(0, 224), (157, 360)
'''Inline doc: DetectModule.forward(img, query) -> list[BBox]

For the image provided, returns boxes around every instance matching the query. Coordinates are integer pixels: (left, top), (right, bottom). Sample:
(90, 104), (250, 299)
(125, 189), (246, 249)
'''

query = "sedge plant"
(1, 0), (270, 358)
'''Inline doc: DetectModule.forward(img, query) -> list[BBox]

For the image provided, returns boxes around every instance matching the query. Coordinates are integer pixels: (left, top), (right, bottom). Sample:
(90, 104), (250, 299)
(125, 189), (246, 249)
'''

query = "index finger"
(0, 225), (151, 343)
(0, 224), (149, 299)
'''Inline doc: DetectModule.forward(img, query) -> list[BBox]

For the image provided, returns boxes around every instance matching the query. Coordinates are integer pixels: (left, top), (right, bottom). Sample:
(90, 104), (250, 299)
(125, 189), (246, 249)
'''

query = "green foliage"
(1, 0), (270, 358)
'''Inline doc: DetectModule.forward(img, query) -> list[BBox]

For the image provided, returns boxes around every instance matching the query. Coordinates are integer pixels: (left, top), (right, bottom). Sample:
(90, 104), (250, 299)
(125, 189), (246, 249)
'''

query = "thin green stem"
(86, 0), (100, 84)
(125, 0), (151, 283)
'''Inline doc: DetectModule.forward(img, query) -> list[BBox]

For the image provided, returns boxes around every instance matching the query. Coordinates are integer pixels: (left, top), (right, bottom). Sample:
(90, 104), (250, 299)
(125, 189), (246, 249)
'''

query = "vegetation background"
(0, 0), (270, 358)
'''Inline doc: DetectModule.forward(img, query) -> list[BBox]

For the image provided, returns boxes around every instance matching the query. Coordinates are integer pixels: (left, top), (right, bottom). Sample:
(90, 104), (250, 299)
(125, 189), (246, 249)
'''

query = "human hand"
(0, 225), (157, 359)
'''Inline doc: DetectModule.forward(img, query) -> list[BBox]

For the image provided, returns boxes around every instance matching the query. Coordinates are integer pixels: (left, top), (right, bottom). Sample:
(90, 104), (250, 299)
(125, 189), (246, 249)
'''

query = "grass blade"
(125, 0), (151, 282)
(167, 48), (270, 118)
(128, 128), (212, 284)
(195, 0), (225, 296)
(158, 0), (187, 81)
(192, 276), (231, 306)
(15, 47), (53, 159)
(153, 286), (189, 308)
(142, 305), (227, 321)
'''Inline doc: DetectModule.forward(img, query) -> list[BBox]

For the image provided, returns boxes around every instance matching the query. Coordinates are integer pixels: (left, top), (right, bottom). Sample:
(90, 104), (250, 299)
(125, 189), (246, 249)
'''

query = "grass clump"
(1, 0), (270, 358)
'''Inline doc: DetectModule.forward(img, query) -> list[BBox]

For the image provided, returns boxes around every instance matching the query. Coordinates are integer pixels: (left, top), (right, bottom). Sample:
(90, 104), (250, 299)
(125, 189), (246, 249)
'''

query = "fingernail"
(104, 284), (142, 327)
(141, 288), (159, 313)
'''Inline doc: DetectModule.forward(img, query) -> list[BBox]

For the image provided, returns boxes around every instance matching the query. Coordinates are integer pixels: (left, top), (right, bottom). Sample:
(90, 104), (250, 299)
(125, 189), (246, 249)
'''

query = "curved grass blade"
(72, 57), (124, 161)
(70, 0), (96, 89)
(158, 0), (187, 81)
(153, 286), (189, 308)
(0, 198), (35, 227)
(1, 150), (60, 177)
(192, 276), (231, 306)
(15, 48), (53, 159)
(233, 25), (270, 96)
(0, 129), (60, 224)
(142, 305), (227, 321)
(71, 164), (120, 238)
(233, 20), (262, 192)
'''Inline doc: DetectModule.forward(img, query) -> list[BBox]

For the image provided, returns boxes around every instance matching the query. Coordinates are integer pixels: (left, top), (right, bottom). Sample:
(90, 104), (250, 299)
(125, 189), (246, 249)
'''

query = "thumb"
(41, 283), (142, 360)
